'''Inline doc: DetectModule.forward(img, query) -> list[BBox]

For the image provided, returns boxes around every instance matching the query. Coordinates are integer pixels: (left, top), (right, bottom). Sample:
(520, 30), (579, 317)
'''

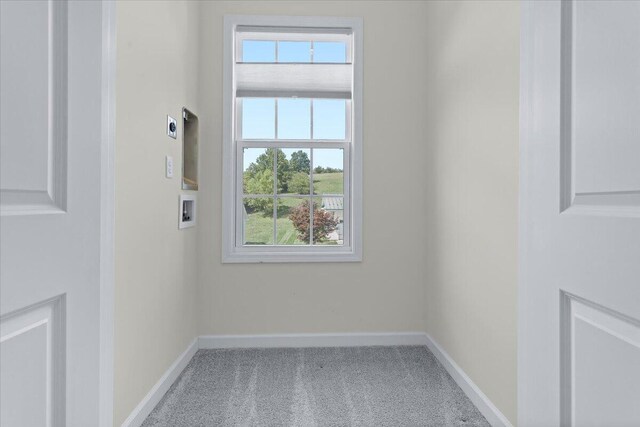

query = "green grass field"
(276, 198), (306, 245)
(243, 208), (274, 245)
(313, 172), (343, 195)
(244, 198), (305, 245)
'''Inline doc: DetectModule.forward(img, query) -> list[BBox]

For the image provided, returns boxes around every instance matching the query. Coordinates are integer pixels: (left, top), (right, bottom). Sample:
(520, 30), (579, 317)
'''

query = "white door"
(519, 1), (640, 426)
(0, 1), (114, 426)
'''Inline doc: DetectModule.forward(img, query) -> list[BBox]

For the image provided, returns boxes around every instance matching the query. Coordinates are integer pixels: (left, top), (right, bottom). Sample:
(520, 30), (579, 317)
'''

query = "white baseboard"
(120, 338), (198, 427)
(123, 333), (511, 427)
(198, 331), (429, 349)
(424, 334), (513, 427)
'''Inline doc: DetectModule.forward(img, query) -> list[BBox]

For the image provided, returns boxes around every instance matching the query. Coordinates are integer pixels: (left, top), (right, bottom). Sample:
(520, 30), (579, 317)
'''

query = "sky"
(242, 98), (346, 140)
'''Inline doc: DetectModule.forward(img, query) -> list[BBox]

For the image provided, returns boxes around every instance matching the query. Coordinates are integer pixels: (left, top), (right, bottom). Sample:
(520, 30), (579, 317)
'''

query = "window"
(223, 16), (363, 263)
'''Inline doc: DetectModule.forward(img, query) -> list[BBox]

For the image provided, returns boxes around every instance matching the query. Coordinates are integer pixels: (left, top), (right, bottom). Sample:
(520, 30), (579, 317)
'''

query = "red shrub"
(289, 200), (338, 244)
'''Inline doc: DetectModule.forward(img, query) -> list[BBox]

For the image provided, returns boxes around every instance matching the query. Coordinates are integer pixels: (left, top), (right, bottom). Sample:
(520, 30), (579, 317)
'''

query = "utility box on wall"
(179, 194), (196, 229)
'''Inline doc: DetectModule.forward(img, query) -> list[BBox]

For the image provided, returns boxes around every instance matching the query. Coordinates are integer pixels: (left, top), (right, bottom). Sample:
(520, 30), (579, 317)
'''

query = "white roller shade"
(236, 26), (352, 42)
(235, 63), (352, 99)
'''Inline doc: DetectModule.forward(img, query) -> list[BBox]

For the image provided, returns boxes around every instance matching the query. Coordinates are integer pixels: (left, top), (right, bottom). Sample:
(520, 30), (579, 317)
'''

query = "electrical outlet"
(167, 115), (177, 139)
(166, 156), (174, 178)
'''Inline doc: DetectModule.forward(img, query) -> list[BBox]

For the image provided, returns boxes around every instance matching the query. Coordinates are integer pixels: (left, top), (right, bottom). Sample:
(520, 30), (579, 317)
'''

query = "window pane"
(313, 148), (344, 195)
(276, 197), (309, 245)
(243, 148), (274, 195)
(242, 40), (276, 62)
(277, 98), (311, 139)
(313, 42), (347, 63)
(278, 41), (311, 63)
(313, 197), (343, 245)
(278, 149), (310, 195)
(243, 198), (274, 245)
(313, 100), (346, 140)
(242, 98), (275, 139)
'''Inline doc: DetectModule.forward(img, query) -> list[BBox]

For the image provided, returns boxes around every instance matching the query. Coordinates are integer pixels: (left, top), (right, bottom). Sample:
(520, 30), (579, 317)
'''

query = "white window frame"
(222, 15), (363, 263)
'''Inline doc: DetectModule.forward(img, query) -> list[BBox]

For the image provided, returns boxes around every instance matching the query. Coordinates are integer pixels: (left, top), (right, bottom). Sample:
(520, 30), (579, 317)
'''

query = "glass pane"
(313, 197), (343, 245)
(243, 148), (274, 195)
(277, 98), (311, 139)
(242, 98), (275, 139)
(276, 197), (309, 245)
(313, 42), (347, 63)
(313, 100), (346, 140)
(242, 40), (276, 62)
(278, 149), (311, 195)
(278, 41), (311, 63)
(313, 148), (344, 195)
(243, 198), (274, 245)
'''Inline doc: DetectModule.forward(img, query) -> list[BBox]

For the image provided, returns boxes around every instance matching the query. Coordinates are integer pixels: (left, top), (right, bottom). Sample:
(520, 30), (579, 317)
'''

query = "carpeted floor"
(142, 346), (489, 426)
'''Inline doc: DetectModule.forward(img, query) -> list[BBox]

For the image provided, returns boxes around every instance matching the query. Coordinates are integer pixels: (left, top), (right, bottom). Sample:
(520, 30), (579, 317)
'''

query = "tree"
(243, 169), (273, 213)
(246, 148), (291, 193)
(289, 200), (338, 243)
(289, 150), (310, 173)
(288, 172), (310, 194)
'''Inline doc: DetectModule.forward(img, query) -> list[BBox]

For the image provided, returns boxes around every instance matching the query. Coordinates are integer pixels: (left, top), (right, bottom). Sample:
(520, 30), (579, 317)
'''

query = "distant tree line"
(313, 166), (342, 174)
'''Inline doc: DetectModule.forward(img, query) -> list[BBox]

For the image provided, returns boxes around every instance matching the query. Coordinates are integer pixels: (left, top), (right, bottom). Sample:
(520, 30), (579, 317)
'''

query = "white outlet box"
(166, 156), (174, 178)
(179, 194), (196, 229)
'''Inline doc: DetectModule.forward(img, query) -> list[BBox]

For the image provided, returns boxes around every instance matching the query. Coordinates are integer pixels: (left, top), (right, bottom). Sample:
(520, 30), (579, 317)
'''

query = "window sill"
(222, 248), (362, 264)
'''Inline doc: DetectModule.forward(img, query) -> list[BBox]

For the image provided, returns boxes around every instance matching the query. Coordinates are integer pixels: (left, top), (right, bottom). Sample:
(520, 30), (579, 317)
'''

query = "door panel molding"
(559, 0), (640, 216)
(0, 295), (65, 427)
(0, 0), (68, 216)
(560, 291), (640, 426)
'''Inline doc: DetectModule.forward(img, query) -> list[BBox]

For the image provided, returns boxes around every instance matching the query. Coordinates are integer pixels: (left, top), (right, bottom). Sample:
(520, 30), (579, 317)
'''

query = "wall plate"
(179, 194), (196, 229)
(167, 115), (177, 139)
(165, 156), (174, 178)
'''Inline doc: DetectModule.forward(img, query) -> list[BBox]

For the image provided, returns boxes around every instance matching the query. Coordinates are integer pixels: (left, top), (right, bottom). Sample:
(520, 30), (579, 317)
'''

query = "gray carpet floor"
(142, 346), (489, 426)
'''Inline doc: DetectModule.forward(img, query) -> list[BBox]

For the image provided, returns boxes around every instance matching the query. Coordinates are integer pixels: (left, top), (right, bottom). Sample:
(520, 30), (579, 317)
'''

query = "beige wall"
(196, 1), (430, 336)
(114, 1), (200, 425)
(423, 1), (520, 424)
